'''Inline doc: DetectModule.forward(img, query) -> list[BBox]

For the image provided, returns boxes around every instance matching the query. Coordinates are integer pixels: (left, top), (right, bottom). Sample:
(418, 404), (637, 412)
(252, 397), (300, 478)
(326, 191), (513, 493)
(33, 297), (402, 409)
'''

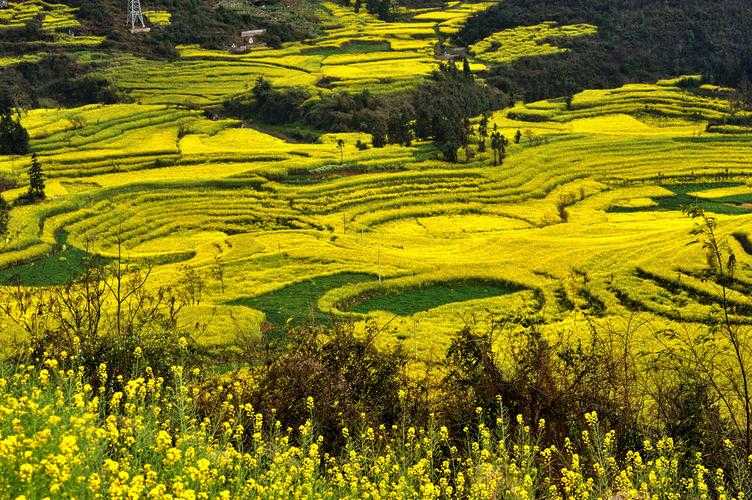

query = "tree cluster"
(0, 54), (123, 109)
(225, 80), (419, 148)
(226, 63), (506, 161)
(337, 0), (394, 20)
(414, 62), (507, 161)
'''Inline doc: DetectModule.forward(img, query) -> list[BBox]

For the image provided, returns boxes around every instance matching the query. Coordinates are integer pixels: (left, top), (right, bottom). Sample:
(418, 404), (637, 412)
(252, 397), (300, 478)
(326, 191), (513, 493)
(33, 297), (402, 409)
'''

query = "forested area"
(458, 0), (752, 101)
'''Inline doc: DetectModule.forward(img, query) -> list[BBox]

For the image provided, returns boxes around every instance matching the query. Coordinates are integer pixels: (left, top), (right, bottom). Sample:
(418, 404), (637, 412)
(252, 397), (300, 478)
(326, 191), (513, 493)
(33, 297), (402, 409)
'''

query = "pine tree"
(478, 113), (489, 152)
(28, 153), (45, 200)
(337, 139), (345, 163)
(498, 133), (507, 164)
(0, 194), (9, 236)
(490, 132), (500, 165)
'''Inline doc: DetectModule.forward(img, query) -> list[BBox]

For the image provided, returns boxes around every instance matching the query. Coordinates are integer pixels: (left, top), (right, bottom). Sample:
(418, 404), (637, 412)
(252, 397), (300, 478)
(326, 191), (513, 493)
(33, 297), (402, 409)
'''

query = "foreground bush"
(0, 359), (747, 499)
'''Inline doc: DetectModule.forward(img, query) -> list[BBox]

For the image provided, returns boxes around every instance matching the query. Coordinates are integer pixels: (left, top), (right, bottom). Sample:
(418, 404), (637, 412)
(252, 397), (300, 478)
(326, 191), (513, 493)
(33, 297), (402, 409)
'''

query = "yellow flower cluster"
(0, 361), (746, 499)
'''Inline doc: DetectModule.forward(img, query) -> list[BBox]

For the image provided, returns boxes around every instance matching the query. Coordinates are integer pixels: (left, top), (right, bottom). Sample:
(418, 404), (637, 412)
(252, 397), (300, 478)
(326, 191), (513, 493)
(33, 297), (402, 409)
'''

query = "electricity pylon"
(127, 0), (150, 33)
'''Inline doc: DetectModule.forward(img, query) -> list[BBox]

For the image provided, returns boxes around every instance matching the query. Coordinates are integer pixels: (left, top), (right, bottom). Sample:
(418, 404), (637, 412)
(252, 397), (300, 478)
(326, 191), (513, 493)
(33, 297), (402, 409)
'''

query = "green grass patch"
(0, 233), (105, 286)
(228, 272), (377, 332)
(346, 279), (525, 316)
(609, 183), (752, 216)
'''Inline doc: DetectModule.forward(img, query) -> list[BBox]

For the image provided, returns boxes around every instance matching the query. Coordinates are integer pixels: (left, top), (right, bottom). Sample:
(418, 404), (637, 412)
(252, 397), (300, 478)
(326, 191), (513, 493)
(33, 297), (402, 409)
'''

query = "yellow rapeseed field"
(0, 77), (750, 355)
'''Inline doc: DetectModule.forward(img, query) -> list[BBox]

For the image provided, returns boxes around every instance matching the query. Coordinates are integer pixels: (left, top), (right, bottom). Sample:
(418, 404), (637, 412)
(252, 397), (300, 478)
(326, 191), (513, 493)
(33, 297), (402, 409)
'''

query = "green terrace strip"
(607, 183), (752, 216)
(344, 279), (526, 316)
(228, 272), (377, 331)
(0, 232), (103, 287)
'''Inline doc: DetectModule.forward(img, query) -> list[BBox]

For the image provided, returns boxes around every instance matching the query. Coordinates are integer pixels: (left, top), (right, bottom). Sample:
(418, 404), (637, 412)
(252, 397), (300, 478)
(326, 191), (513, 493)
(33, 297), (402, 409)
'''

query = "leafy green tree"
(498, 132), (508, 164)
(386, 101), (415, 146)
(27, 153), (45, 200)
(0, 91), (29, 156)
(514, 129), (522, 144)
(376, 0), (392, 20)
(365, 0), (392, 19)
(414, 63), (503, 162)
(246, 77), (309, 125)
(358, 108), (388, 148)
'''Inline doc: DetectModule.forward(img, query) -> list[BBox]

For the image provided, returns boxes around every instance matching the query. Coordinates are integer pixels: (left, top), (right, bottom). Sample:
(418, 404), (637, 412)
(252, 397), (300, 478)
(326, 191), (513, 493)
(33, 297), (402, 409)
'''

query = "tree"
(414, 63), (504, 162)
(27, 153), (45, 200)
(386, 100), (415, 146)
(0, 91), (29, 156)
(358, 108), (388, 148)
(0, 194), (9, 237)
(353, 0), (362, 12)
(679, 204), (752, 454)
(478, 113), (489, 152)
(376, 0), (391, 20)
(246, 77), (309, 125)
(490, 132), (500, 165)
(490, 131), (507, 166)
(337, 138), (345, 163)
(462, 57), (472, 78)
(212, 255), (225, 294)
(514, 129), (522, 144)
(498, 132), (507, 164)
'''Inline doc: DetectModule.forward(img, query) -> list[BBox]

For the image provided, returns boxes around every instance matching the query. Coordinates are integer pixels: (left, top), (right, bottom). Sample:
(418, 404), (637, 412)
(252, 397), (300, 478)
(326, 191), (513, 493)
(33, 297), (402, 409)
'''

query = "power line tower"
(127, 0), (150, 33)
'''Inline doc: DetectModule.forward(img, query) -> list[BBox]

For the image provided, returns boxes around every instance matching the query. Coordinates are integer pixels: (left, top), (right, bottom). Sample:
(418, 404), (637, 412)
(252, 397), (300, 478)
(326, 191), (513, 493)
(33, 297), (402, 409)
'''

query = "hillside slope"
(458, 0), (752, 100)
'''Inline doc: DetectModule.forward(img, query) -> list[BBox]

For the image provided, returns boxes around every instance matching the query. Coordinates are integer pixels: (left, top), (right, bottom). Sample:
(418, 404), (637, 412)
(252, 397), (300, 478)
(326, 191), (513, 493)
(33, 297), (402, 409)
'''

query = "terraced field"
(2, 73), (752, 356)
(2, 0), (752, 357)
(470, 21), (598, 64)
(0, 0), (105, 69)
(0, 0), (79, 31)
(103, 1), (492, 104)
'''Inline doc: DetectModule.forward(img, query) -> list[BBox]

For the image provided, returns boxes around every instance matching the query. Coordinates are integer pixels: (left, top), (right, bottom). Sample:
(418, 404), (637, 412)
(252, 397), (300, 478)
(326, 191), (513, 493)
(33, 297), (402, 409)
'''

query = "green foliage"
(608, 183), (752, 216)
(228, 272), (377, 333)
(0, 90), (29, 155)
(414, 63), (505, 161)
(242, 77), (310, 125)
(0, 54), (124, 109)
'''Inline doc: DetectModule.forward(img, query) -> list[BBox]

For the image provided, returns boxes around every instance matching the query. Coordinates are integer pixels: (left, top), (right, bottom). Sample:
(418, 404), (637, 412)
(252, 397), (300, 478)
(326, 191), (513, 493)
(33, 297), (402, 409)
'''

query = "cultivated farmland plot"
(1, 0), (752, 358)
